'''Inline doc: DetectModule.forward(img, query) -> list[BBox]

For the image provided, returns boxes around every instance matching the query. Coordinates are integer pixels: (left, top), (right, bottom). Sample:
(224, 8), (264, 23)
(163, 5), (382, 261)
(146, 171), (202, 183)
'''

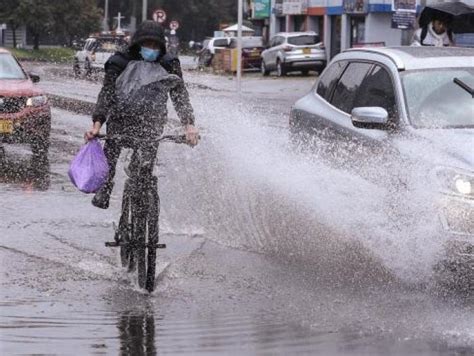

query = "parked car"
(197, 37), (232, 68)
(73, 34), (128, 77)
(0, 48), (51, 166)
(289, 47), (473, 286)
(261, 31), (326, 77)
(229, 36), (264, 70)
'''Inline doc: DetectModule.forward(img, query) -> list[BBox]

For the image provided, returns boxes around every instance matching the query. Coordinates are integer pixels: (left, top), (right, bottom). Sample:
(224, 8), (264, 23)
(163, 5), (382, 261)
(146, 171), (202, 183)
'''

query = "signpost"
(391, 0), (417, 29)
(237, 0), (243, 95)
(153, 9), (167, 24)
(254, 0), (271, 19)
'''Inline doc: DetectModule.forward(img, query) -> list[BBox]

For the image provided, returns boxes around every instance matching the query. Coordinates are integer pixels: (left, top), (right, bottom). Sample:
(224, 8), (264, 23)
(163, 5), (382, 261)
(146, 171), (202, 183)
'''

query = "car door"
(267, 36), (283, 69)
(263, 36), (276, 68)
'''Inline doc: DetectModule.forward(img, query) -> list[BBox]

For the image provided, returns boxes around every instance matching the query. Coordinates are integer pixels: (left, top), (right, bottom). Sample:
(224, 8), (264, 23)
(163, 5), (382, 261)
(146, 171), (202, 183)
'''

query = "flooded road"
(1, 63), (473, 355)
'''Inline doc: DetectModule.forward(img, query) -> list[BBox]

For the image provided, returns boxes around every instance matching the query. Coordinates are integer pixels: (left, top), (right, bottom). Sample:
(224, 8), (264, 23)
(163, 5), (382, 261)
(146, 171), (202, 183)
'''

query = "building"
(268, 0), (474, 59)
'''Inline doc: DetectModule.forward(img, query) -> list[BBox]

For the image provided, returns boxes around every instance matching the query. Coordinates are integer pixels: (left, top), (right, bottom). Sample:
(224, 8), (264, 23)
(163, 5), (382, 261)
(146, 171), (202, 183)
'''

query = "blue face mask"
(140, 47), (160, 62)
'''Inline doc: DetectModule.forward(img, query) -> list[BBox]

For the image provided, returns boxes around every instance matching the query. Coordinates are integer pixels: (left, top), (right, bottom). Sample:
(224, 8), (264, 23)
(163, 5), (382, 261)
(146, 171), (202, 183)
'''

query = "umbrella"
(222, 24), (255, 32)
(419, 2), (474, 33)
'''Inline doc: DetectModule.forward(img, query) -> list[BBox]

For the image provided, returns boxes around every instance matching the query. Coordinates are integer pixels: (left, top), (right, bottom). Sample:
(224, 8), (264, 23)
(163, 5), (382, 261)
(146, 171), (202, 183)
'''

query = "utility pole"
(237, 0), (243, 95)
(142, 0), (148, 22)
(103, 0), (109, 31)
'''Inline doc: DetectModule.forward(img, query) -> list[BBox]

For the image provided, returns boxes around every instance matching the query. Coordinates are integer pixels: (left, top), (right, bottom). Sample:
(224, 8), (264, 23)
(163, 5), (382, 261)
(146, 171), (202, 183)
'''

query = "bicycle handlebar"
(96, 134), (190, 144)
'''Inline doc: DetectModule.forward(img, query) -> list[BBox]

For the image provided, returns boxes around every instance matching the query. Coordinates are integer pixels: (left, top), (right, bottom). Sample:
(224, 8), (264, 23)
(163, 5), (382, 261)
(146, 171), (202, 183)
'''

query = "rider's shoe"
(92, 182), (114, 209)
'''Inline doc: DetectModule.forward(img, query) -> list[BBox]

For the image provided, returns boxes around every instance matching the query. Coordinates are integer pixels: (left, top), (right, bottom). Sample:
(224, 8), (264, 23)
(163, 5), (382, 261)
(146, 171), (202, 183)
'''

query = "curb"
(48, 94), (95, 116)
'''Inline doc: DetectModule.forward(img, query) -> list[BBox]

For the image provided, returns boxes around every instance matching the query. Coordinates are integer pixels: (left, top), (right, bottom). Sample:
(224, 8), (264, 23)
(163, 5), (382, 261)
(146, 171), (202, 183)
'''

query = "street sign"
(169, 20), (180, 31)
(153, 9), (167, 24)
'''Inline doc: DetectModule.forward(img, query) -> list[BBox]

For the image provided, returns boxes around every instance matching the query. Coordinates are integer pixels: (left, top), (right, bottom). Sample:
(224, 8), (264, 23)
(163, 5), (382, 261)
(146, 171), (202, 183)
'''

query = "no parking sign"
(153, 9), (167, 24)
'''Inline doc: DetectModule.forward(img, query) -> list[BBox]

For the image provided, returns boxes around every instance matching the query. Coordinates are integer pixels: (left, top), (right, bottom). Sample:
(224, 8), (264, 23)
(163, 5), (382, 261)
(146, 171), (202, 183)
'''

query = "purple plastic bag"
(68, 139), (109, 194)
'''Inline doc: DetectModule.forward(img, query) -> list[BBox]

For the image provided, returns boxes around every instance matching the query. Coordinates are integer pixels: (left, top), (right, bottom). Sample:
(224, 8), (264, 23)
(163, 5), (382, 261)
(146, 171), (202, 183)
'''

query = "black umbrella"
(419, 1), (474, 33)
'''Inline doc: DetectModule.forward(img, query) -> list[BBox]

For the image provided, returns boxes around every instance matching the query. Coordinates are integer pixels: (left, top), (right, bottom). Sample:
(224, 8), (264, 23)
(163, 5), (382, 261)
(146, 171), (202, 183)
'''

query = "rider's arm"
(163, 56), (196, 126)
(92, 63), (122, 126)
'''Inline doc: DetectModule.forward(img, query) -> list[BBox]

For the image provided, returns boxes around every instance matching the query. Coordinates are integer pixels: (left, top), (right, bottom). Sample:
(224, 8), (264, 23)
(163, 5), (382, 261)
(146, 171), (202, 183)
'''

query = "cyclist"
(85, 21), (199, 209)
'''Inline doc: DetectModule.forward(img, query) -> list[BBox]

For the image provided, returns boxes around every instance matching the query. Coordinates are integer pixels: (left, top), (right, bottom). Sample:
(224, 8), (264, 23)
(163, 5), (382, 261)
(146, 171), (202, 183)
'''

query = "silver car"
(261, 32), (326, 77)
(290, 47), (473, 285)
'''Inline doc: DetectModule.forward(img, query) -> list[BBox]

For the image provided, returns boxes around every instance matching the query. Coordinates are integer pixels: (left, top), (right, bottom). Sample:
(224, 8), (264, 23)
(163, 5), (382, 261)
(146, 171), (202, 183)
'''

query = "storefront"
(270, 0), (419, 59)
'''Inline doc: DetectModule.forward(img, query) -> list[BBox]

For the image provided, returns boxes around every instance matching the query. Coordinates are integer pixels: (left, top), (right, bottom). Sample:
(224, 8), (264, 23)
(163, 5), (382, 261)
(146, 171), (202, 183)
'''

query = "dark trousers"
(100, 137), (159, 192)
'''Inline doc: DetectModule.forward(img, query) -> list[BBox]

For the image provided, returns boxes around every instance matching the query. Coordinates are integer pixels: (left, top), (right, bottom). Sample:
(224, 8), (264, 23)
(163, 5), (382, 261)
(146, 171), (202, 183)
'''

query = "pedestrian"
(84, 20), (199, 209)
(412, 14), (453, 47)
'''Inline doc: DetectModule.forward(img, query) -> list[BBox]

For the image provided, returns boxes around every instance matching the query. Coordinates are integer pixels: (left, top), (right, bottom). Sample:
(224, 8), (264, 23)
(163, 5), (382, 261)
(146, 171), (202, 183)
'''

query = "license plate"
(0, 120), (13, 134)
(303, 48), (311, 54)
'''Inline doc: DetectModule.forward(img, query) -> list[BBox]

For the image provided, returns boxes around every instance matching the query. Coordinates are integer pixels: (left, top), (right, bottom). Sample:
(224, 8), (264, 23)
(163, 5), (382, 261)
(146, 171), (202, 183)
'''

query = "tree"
(16, 0), (54, 49)
(52, 0), (102, 46)
(0, 0), (23, 48)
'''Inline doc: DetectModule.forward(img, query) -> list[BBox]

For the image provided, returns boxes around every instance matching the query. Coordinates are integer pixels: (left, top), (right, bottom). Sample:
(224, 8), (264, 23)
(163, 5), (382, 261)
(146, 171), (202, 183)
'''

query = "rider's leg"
(92, 140), (121, 209)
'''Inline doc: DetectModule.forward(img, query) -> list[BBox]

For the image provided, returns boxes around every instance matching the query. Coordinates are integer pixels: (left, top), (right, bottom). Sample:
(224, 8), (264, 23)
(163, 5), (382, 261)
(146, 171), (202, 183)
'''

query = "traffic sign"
(153, 9), (167, 24)
(169, 20), (180, 31)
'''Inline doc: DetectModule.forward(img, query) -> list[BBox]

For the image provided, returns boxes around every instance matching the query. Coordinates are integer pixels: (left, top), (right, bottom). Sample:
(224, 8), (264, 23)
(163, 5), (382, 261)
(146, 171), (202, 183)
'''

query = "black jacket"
(92, 51), (195, 128)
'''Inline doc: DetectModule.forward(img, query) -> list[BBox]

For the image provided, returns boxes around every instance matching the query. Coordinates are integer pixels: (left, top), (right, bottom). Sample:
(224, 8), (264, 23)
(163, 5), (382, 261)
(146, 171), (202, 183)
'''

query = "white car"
(73, 35), (127, 77)
(261, 31), (326, 77)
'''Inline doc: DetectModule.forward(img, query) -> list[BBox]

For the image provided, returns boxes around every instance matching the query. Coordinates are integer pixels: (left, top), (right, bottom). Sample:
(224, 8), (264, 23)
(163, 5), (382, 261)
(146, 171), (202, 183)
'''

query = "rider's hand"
(185, 124), (199, 147)
(84, 121), (102, 141)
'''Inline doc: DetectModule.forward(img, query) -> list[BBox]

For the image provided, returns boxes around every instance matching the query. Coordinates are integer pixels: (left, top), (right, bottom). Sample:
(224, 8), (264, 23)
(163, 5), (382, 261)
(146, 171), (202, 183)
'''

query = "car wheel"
(84, 60), (92, 78)
(276, 60), (286, 77)
(31, 135), (49, 166)
(261, 61), (270, 76)
(73, 59), (81, 78)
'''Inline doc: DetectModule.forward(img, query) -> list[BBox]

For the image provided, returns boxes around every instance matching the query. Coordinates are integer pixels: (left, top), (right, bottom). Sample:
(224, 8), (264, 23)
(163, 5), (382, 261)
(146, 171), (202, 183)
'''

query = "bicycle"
(99, 134), (188, 292)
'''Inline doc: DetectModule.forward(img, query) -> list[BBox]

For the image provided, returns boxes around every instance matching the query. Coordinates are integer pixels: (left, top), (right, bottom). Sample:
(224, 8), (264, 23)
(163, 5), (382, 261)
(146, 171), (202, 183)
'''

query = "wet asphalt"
(0, 61), (473, 355)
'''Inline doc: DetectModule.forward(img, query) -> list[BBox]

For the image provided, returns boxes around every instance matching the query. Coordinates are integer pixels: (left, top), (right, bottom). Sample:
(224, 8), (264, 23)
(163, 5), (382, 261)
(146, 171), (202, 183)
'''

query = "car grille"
(0, 96), (27, 114)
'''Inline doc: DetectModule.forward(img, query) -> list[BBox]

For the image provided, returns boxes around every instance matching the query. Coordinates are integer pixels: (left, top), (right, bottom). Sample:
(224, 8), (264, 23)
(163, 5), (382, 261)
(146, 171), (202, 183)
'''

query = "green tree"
(0, 0), (22, 48)
(52, 0), (102, 46)
(16, 0), (54, 49)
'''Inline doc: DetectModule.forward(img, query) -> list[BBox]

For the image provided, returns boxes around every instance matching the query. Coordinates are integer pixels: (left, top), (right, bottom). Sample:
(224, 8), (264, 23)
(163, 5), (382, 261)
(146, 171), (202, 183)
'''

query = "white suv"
(261, 32), (326, 76)
(73, 35), (127, 78)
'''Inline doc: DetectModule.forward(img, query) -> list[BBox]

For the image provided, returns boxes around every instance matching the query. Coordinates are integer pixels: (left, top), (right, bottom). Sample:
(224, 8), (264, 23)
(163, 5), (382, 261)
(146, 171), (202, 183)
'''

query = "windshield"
(0, 53), (27, 79)
(401, 68), (474, 128)
(287, 35), (320, 46)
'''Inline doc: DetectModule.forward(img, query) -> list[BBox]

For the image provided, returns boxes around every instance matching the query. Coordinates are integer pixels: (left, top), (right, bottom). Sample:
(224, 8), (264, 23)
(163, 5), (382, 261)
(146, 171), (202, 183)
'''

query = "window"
(330, 62), (373, 114)
(84, 39), (95, 51)
(353, 65), (397, 118)
(273, 36), (284, 47)
(213, 38), (230, 47)
(316, 61), (347, 101)
(288, 35), (321, 46)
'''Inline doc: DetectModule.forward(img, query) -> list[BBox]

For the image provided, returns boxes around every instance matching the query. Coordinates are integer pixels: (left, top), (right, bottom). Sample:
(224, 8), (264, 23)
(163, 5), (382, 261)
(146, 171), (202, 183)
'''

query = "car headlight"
(435, 167), (474, 198)
(26, 95), (48, 107)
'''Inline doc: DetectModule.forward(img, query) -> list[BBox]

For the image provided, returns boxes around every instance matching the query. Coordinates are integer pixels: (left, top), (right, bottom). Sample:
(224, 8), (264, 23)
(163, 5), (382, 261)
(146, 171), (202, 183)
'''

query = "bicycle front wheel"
(145, 180), (160, 292)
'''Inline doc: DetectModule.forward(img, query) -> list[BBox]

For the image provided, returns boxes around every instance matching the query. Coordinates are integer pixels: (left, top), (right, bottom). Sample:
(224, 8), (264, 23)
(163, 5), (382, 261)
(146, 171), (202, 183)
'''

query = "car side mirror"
(29, 72), (40, 83)
(351, 107), (389, 129)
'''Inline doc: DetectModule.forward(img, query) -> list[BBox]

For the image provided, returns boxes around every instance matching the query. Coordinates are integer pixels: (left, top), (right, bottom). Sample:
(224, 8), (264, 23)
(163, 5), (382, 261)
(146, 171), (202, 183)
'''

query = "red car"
(0, 48), (51, 165)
